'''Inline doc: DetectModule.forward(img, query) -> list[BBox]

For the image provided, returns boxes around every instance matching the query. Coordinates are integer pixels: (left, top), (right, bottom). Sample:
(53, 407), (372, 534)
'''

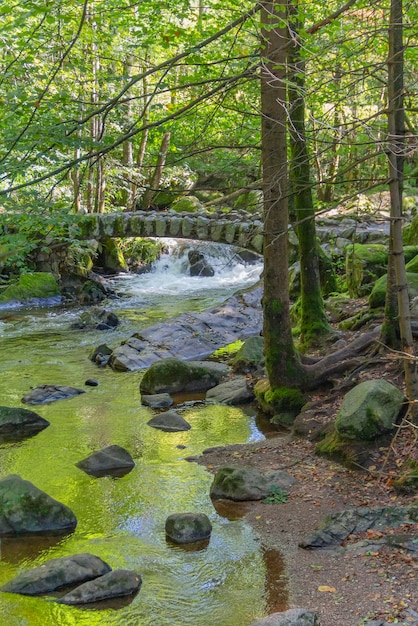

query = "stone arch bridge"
(75, 209), (264, 254)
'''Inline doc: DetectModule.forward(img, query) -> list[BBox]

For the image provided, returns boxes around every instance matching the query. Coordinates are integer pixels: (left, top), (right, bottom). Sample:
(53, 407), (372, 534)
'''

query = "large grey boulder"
(76, 445), (135, 477)
(109, 344), (154, 372)
(299, 504), (418, 549)
(250, 609), (320, 626)
(206, 376), (254, 405)
(58, 569), (142, 605)
(1, 554), (111, 595)
(0, 475), (77, 536)
(335, 379), (405, 440)
(0, 406), (49, 440)
(147, 411), (191, 432)
(210, 466), (296, 501)
(22, 385), (85, 405)
(140, 358), (229, 395)
(165, 513), (212, 544)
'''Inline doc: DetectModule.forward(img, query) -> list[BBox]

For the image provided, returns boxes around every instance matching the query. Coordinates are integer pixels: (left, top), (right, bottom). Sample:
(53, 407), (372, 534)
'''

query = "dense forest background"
(0, 0), (417, 399)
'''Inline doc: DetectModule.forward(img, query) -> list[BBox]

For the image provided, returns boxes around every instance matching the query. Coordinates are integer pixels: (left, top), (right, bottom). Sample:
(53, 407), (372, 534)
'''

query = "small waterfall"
(110, 239), (263, 302)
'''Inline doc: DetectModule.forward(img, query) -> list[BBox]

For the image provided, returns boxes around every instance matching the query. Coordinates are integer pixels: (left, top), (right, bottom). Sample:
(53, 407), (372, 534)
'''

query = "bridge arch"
(75, 209), (264, 254)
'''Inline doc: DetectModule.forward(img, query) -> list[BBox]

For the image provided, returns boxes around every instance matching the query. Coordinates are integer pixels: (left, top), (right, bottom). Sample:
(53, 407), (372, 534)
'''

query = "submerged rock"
(58, 569), (142, 605)
(141, 393), (174, 408)
(70, 307), (120, 331)
(22, 385), (85, 405)
(76, 445), (135, 477)
(1, 554), (111, 595)
(0, 406), (49, 440)
(165, 513), (212, 544)
(0, 474), (77, 537)
(210, 466), (296, 501)
(147, 411), (191, 432)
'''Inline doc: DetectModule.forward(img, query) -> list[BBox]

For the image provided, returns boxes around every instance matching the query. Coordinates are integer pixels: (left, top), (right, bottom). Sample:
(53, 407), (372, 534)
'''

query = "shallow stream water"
(0, 241), (287, 625)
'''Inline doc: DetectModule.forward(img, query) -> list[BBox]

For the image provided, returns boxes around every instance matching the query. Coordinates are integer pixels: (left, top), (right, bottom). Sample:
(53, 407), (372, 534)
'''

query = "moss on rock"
(345, 243), (388, 297)
(369, 272), (418, 310)
(139, 357), (228, 395)
(0, 272), (60, 303)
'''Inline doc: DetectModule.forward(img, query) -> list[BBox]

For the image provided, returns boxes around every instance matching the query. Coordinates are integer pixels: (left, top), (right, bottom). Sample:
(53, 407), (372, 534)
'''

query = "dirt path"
(195, 434), (417, 626)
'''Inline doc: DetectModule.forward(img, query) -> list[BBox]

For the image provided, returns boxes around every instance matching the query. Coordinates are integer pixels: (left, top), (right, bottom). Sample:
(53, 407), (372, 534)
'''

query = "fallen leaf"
(318, 585), (336, 592)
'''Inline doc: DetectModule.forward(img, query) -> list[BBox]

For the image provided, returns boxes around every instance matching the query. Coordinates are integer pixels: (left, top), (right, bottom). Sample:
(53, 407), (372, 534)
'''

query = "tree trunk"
(288, 3), (330, 346)
(386, 0), (418, 414)
(261, 0), (305, 388)
(121, 57), (134, 210)
(142, 131), (171, 210)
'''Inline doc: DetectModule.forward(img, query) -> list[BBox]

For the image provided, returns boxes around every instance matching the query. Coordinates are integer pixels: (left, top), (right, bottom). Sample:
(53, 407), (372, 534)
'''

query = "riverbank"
(196, 377), (418, 626)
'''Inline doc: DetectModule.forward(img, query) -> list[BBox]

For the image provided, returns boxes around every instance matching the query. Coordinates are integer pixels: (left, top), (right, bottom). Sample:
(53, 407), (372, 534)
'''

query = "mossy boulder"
(231, 335), (264, 373)
(210, 466), (295, 501)
(0, 474), (77, 536)
(139, 357), (228, 395)
(0, 406), (49, 441)
(369, 272), (418, 309)
(96, 237), (128, 273)
(335, 379), (405, 440)
(345, 243), (388, 297)
(233, 189), (263, 213)
(171, 195), (203, 213)
(0, 272), (60, 304)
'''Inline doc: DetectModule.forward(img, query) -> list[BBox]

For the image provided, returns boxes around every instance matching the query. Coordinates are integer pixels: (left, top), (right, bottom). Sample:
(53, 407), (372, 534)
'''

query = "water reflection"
(0, 246), (288, 625)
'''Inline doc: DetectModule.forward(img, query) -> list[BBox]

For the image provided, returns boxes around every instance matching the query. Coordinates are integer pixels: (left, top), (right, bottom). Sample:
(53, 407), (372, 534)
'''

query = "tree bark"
(288, 3), (330, 346)
(142, 131), (171, 210)
(261, 0), (305, 388)
(385, 0), (418, 414)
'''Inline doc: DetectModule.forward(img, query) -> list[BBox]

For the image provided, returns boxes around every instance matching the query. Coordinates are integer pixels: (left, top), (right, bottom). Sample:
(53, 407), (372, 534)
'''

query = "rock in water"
(58, 569), (142, 605)
(147, 411), (191, 432)
(165, 513), (212, 544)
(76, 445), (135, 477)
(0, 475), (77, 536)
(0, 406), (49, 440)
(22, 385), (85, 405)
(1, 554), (111, 595)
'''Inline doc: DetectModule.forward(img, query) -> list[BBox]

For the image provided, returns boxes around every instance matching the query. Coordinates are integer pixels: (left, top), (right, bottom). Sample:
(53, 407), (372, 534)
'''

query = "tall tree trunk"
(132, 58), (150, 210)
(288, 3), (330, 346)
(261, 0), (305, 388)
(385, 0), (418, 414)
(121, 57), (134, 210)
(142, 132), (171, 210)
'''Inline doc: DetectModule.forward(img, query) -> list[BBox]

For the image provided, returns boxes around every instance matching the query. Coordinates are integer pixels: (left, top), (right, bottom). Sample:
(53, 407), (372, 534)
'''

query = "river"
(0, 240), (286, 625)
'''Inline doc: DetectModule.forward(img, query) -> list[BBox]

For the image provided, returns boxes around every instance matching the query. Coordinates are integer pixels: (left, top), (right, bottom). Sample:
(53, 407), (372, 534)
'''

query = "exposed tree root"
(301, 326), (381, 389)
